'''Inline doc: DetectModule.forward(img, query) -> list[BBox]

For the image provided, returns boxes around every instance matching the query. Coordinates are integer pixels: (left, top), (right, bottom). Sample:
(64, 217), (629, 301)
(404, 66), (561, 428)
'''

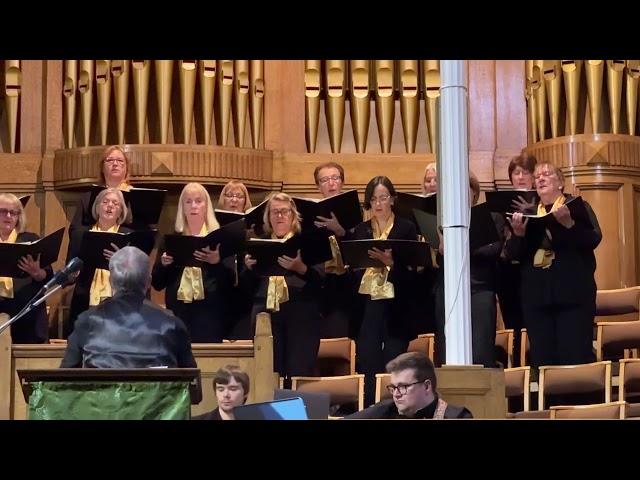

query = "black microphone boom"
(43, 257), (84, 290)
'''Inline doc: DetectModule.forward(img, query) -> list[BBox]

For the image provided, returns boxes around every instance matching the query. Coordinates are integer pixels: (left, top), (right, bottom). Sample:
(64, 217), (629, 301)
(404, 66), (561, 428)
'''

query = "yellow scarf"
(266, 231), (293, 312)
(324, 235), (346, 275)
(533, 195), (565, 269)
(177, 223), (207, 303)
(116, 181), (132, 191)
(359, 214), (395, 300)
(89, 224), (119, 306)
(0, 229), (18, 298)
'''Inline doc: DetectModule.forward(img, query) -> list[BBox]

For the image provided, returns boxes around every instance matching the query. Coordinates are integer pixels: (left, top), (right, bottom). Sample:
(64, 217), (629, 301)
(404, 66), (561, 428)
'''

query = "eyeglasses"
(105, 157), (126, 165)
(369, 195), (391, 205)
(269, 208), (292, 217)
(386, 380), (424, 396)
(0, 208), (20, 217)
(318, 175), (342, 184)
(224, 193), (246, 200)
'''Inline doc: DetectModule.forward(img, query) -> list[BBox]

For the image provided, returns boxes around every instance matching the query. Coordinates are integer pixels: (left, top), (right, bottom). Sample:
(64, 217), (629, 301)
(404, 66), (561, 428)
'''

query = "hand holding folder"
(78, 229), (159, 271)
(510, 195), (593, 229)
(245, 230), (333, 277)
(340, 239), (434, 269)
(485, 190), (538, 215)
(162, 219), (247, 268)
(0, 227), (65, 278)
(293, 189), (363, 232)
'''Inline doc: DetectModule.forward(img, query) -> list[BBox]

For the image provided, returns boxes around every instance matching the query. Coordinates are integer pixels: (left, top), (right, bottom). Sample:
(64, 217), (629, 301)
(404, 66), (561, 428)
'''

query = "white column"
(439, 60), (473, 365)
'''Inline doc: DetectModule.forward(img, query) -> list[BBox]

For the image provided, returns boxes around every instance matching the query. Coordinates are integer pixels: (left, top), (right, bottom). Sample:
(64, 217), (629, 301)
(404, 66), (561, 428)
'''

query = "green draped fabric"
(27, 381), (191, 420)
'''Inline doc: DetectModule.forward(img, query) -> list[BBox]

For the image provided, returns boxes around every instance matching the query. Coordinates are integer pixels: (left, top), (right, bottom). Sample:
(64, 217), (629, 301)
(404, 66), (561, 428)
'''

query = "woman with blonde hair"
(152, 182), (235, 343)
(241, 192), (325, 387)
(69, 145), (133, 236)
(65, 187), (132, 336)
(0, 193), (55, 343)
(422, 163), (437, 195)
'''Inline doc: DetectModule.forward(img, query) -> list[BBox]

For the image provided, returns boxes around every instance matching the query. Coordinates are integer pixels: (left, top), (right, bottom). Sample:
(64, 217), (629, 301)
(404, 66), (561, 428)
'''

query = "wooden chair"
(290, 374), (365, 411)
(504, 366), (530, 415)
(375, 373), (392, 403)
(538, 361), (612, 410)
(594, 286), (640, 361)
(550, 401), (628, 419)
(520, 328), (531, 367)
(495, 329), (514, 368)
(407, 333), (435, 362)
(315, 337), (356, 376)
(618, 358), (640, 418)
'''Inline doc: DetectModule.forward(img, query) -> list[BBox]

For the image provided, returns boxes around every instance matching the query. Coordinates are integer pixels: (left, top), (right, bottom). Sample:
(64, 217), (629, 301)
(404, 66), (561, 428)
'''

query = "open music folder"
(413, 202), (500, 252)
(0, 227), (65, 278)
(89, 185), (167, 226)
(512, 195), (593, 228)
(394, 192), (438, 226)
(340, 239), (434, 269)
(484, 189), (539, 215)
(215, 198), (269, 236)
(292, 189), (363, 232)
(162, 218), (247, 268)
(245, 230), (334, 277)
(78, 229), (159, 271)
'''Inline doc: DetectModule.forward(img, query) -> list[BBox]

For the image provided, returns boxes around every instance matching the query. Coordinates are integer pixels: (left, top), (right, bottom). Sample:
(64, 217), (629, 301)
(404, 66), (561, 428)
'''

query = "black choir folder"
(340, 239), (433, 269)
(484, 190), (539, 215)
(245, 231), (333, 277)
(412, 202), (500, 252)
(292, 189), (363, 232)
(162, 219), (247, 268)
(89, 185), (167, 226)
(78, 229), (159, 271)
(394, 192), (438, 225)
(0, 227), (65, 278)
(215, 198), (268, 237)
(515, 195), (593, 227)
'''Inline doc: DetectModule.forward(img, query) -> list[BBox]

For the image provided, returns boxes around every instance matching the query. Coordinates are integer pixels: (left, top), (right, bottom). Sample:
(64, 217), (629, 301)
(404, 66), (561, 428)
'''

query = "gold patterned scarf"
(89, 224), (119, 306)
(359, 214), (395, 300)
(533, 195), (565, 269)
(0, 229), (18, 298)
(177, 223), (207, 303)
(266, 231), (294, 312)
(324, 235), (346, 275)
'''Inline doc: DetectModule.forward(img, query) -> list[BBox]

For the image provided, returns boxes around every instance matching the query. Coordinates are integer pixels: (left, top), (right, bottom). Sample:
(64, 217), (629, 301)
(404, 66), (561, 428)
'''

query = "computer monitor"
(274, 388), (331, 419)
(233, 397), (309, 420)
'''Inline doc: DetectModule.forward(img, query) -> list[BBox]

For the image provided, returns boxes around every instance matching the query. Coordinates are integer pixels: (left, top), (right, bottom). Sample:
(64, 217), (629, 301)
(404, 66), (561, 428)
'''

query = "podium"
(17, 368), (202, 420)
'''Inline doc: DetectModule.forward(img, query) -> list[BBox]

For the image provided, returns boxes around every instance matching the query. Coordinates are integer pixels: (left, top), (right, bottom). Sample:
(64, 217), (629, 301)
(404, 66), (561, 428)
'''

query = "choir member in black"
(0, 193), (54, 343)
(216, 180), (254, 340)
(152, 182), (235, 343)
(496, 152), (537, 366)
(312, 161), (356, 339)
(349, 176), (418, 407)
(434, 171), (505, 368)
(505, 162), (601, 373)
(69, 145), (132, 238)
(241, 192), (325, 388)
(65, 188), (132, 337)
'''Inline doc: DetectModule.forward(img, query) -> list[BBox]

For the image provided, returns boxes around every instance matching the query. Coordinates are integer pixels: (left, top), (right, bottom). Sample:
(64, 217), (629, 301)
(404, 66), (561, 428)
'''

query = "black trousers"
(172, 297), (226, 343)
(251, 298), (322, 385)
(435, 287), (498, 368)
(357, 298), (410, 407)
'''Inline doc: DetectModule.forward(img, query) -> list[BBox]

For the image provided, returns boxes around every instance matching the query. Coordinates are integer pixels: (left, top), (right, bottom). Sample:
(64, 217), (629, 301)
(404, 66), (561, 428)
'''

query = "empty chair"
(538, 361), (612, 410)
(315, 337), (356, 376)
(618, 358), (640, 418)
(550, 401), (628, 419)
(496, 329), (514, 368)
(504, 366), (530, 415)
(407, 333), (435, 362)
(375, 373), (392, 403)
(594, 286), (640, 362)
(290, 374), (365, 412)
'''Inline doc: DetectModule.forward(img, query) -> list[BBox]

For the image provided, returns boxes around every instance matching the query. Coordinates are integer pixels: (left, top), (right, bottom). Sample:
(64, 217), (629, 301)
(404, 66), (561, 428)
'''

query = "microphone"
(43, 257), (84, 290)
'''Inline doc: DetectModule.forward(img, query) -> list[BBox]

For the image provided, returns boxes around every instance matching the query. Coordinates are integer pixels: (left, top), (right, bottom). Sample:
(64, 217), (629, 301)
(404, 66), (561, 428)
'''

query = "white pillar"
(439, 60), (473, 365)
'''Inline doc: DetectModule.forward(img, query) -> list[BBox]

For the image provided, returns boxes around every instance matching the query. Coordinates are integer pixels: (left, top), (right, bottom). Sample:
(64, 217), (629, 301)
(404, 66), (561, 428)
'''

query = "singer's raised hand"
(18, 254), (46, 282)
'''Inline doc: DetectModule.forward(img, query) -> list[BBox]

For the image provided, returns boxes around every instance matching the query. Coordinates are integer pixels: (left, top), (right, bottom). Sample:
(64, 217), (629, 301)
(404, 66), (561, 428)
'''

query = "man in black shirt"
(344, 351), (473, 419)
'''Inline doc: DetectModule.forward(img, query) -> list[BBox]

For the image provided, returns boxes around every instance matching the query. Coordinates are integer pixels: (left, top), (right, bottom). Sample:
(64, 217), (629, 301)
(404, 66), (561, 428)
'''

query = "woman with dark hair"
(349, 176), (418, 407)
(496, 152), (538, 366)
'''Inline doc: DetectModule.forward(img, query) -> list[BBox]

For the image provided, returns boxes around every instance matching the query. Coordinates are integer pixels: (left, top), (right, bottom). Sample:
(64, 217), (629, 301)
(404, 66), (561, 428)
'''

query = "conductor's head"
(109, 246), (151, 295)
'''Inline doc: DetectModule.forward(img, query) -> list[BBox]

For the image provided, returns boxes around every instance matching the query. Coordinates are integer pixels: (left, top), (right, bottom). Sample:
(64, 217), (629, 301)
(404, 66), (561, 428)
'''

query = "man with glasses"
(344, 352), (473, 419)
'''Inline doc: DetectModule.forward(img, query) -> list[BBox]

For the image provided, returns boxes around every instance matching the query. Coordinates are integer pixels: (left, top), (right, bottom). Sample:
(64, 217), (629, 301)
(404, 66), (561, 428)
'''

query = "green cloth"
(27, 381), (191, 420)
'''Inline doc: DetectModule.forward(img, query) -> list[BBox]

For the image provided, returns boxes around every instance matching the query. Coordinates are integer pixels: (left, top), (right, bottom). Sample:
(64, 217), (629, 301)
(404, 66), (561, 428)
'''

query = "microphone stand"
(0, 283), (67, 335)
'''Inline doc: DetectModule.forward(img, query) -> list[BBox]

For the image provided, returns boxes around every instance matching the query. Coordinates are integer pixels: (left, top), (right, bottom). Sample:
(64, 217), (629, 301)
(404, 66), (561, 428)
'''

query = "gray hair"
(109, 246), (150, 295)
